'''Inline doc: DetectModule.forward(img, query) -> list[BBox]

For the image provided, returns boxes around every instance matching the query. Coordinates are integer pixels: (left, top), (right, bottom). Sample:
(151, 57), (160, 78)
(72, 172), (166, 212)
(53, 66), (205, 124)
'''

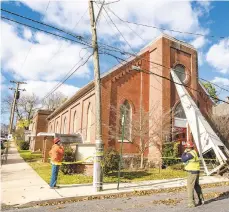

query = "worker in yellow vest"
(181, 141), (204, 208)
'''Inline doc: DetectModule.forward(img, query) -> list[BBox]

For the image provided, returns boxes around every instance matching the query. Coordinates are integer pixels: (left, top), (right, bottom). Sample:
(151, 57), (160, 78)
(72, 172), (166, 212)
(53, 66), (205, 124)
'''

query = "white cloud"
(191, 36), (207, 49)
(1, 20), (92, 81)
(23, 28), (32, 40)
(206, 38), (229, 74)
(23, 80), (79, 99)
(212, 77), (229, 86)
(20, 0), (210, 49)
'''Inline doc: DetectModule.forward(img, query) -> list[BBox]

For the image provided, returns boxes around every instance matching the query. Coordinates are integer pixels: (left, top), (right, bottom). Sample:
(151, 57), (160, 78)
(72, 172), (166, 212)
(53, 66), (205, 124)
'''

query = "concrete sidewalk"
(1, 143), (229, 207)
(1, 143), (60, 206)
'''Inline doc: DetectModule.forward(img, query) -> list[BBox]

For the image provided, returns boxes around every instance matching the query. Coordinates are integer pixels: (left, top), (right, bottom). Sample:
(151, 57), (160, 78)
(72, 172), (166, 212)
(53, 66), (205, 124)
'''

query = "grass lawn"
(29, 161), (187, 185)
(18, 150), (43, 162)
(18, 149), (187, 185)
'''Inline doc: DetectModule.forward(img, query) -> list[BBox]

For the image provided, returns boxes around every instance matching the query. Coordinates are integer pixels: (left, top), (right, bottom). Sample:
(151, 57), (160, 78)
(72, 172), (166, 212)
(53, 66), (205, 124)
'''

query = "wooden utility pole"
(88, 0), (104, 192)
(8, 81), (26, 134)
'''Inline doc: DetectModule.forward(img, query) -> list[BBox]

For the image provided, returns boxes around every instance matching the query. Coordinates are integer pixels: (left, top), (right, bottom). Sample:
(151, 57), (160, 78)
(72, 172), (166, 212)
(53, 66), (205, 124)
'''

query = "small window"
(63, 117), (67, 134)
(86, 104), (92, 142)
(56, 122), (59, 133)
(175, 64), (186, 83)
(73, 111), (77, 133)
(120, 100), (132, 141)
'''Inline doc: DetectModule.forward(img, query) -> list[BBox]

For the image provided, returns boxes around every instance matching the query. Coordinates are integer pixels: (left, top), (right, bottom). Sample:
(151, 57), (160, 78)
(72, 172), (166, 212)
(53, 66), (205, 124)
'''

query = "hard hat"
(53, 137), (60, 144)
(185, 141), (194, 148)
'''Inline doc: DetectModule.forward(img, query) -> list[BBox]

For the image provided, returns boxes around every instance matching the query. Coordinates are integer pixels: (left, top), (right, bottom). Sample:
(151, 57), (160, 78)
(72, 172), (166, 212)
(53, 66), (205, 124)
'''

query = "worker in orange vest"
(49, 137), (64, 189)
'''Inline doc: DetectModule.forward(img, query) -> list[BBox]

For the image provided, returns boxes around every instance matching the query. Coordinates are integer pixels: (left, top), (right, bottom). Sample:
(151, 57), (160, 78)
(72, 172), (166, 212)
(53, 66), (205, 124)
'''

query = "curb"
(2, 181), (229, 210)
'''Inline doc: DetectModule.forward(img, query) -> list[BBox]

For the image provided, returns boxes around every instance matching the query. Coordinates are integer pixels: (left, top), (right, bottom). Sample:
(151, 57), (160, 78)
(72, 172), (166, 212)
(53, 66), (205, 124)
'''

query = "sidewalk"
(1, 143), (229, 207)
(1, 143), (60, 206)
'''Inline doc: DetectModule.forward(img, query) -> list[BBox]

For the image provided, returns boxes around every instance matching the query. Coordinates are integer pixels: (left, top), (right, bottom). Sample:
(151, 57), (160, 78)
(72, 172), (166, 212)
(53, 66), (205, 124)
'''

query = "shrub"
(103, 148), (120, 176)
(60, 146), (76, 175)
(162, 142), (180, 166)
(19, 141), (30, 150)
(170, 163), (184, 170)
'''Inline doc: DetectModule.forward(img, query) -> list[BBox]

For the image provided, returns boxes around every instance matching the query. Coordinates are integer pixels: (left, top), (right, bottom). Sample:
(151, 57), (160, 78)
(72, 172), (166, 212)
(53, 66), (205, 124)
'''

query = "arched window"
(175, 64), (186, 83)
(73, 111), (77, 133)
(120, 100), (132, 141)
(50, 125), (53, 133)
(174, 102), (186, 119)
(56, 122), (59, 133)
(86, 104), (92, 142)
(63, 117), (67, 134)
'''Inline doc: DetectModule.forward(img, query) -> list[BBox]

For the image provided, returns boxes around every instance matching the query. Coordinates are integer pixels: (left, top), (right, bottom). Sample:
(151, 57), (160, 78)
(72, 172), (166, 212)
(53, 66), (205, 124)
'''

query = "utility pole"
(8, 81), (26, 134)
(88, 0), (104, 192)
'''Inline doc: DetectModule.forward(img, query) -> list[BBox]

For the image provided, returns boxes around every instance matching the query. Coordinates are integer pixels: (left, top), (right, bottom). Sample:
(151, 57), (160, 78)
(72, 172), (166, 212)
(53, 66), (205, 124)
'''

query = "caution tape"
(48, 156), (94, 165)
(161, 157), (218, 161)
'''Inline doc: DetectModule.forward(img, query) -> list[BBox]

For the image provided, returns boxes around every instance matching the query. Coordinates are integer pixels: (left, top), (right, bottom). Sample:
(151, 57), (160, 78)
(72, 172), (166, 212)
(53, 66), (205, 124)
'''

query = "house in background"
(42, 34), (214, 166)
(29, 109), (53, 152)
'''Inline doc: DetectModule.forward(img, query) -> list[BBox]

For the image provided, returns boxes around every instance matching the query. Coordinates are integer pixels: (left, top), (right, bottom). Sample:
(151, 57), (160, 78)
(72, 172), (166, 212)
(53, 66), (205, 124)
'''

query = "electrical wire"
(41, 53), (93, 101)
(1, 16), (92, 48)
(46, 8), (89, 65)
(18, 1), (50, 74)
(101, 51), (229, 105)
(2, 10), (228, 96)
(102, 6), (136, 54)
(106, 7), (227, 40)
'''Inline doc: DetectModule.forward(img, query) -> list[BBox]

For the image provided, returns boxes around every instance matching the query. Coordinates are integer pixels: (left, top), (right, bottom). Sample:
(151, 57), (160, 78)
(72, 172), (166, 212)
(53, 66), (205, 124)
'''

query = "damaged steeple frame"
(171, 69), (229, 175)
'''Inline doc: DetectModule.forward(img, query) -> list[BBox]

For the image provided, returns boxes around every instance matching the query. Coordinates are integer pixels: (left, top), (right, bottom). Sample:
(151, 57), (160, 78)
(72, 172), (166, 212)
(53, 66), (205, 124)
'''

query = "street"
(4, 186), (229, 212)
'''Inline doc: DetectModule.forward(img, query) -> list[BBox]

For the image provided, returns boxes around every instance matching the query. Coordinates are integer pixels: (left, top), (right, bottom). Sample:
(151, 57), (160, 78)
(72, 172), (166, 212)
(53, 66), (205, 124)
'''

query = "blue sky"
(1, 0), (229, 123)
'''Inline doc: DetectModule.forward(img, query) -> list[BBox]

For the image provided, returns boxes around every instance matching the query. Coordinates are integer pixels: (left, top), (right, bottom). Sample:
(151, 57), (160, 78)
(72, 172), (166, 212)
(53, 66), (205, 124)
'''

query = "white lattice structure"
(171, 70), (229, 175)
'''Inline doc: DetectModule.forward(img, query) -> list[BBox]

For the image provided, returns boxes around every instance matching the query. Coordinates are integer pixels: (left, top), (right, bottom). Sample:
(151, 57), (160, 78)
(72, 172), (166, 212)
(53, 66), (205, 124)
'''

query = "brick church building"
(30, 34), (214, 164)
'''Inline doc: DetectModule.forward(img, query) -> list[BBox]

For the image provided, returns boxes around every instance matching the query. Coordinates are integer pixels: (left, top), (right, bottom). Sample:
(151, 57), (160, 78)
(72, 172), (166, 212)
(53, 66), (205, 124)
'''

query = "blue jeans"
(50, 164), (60, 187)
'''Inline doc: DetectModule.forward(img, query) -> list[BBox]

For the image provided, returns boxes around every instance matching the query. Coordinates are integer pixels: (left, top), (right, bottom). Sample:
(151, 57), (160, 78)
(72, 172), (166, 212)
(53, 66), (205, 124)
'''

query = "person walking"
(49, 137), (64, 189)
(181, 141), (204, 208)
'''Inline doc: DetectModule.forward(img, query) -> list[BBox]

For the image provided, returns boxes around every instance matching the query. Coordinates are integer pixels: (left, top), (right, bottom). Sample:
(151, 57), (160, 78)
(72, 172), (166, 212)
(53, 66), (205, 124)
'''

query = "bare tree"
(41, 92), (68, 110)
(106, 103), (177, 169)
(2, 93), (40, 130)
(208, 113), (229, 148)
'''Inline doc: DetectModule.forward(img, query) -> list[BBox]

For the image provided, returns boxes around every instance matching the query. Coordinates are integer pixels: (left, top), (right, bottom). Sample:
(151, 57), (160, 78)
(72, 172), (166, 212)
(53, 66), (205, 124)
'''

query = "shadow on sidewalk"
(2, 158), (25, 165)
(204, 191), (229, 205)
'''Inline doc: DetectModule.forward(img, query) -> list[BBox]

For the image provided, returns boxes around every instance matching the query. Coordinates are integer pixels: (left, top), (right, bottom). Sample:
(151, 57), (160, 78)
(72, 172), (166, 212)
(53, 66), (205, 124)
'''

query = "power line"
(41, 53), (93, 101)
(101, 51), (229, 105)
(45, 8), (89, 65)
(2, 10), (228, 95)
(106, 7), (227, 40)
(1, 8), (84, 41)
(1, 16), (91, 48)
(102, 7), (136, 54)
(19, 1), (50, 74)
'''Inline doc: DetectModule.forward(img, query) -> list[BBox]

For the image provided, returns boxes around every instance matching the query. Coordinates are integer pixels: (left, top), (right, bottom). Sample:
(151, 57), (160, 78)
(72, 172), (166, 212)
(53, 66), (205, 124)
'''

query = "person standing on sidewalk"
(49, 137), (64, 189)
(181, 141), (204, 208)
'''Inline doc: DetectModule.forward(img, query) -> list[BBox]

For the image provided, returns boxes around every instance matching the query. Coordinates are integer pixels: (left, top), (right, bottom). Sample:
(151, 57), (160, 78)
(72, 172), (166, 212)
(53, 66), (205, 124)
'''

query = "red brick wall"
(101, 52), (150, 155)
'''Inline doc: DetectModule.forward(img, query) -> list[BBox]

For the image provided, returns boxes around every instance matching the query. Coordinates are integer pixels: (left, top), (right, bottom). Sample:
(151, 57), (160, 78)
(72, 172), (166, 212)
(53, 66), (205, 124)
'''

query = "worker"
(49, 137), (64, 189)
(181, 141), (204, 208)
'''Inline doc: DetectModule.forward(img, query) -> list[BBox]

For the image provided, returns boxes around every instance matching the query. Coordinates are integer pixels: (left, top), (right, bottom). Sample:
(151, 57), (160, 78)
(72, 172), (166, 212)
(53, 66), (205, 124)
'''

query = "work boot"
(197, 199), (205, 206)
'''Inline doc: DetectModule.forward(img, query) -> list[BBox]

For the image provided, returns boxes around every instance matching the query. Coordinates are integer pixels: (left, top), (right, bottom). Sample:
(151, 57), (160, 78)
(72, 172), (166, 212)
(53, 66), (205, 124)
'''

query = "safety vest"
(184, 150), (200, 171)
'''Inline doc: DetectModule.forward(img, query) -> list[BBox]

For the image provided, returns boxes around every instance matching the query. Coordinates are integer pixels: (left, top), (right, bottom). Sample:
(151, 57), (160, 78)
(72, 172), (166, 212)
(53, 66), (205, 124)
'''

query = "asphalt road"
(4, 186), (229, 212)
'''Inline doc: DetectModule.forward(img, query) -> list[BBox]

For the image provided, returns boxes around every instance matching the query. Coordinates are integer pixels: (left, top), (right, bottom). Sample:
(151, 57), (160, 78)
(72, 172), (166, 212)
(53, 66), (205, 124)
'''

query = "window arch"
(120, 100), (132, 141)
(174, 102), (186, 119)
(73, 111), (77, 133)
(86, 104), (92, 142)
(174, 64), (186, 83)
(63, 117), (67, 134)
